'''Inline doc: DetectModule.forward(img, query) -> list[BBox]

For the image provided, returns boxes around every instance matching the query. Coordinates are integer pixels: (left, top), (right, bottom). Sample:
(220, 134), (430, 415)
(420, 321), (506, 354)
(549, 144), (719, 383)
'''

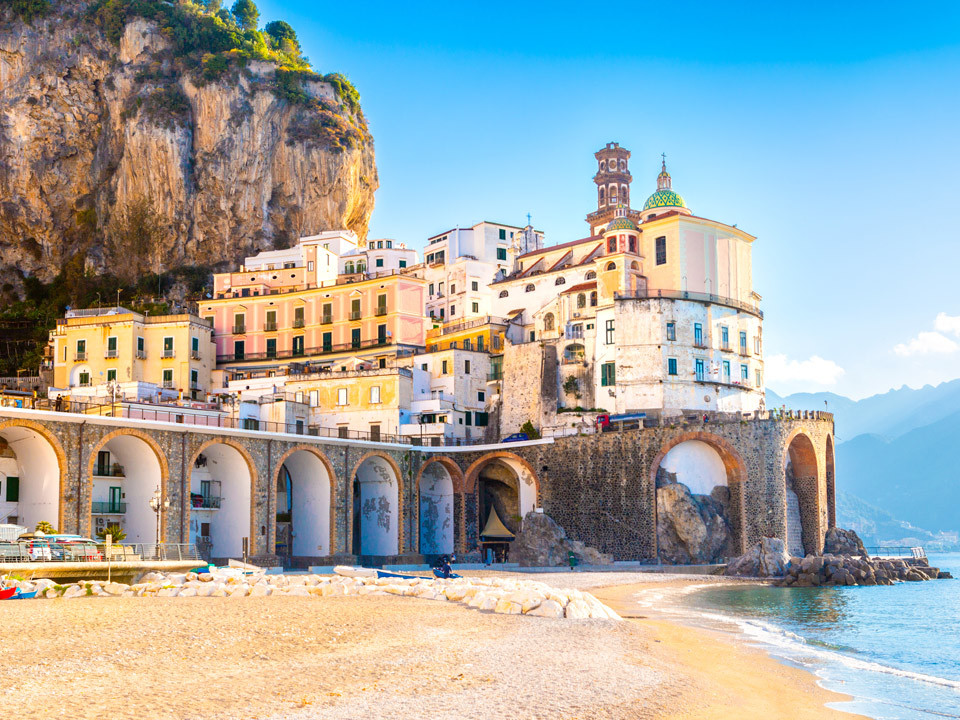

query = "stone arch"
(86, 429), (170, 543)
(350, 451), (403, 557)
(0, 419), (67, 532)
(825, 434), (836, 529)
(273, 445), (336, 559)
(784, 429), (821, 556)
(188, 439), (257, 561)
(465, 452), (539, 554)
(650, 431), (748, 558)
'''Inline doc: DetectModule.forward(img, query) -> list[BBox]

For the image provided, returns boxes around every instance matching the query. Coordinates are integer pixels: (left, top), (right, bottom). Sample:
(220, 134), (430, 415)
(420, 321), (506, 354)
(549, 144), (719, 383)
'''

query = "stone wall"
(499, 340), (546, 435)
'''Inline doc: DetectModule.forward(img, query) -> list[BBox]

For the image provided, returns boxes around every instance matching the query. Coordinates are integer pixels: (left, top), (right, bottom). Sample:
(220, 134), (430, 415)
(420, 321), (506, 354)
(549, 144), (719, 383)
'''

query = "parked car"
(17, 538), (52, 562)
(502, 433), (529, 443)
(42, 534), (85, 561)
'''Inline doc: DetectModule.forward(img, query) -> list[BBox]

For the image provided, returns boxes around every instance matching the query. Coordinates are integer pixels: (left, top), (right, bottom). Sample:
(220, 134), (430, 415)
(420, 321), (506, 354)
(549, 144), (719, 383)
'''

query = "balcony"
(264, 322), (278, 332)
(693, 340), (708, 349)
(350, 310), (362, 320)
(75, 352), (87, 361)
(321, 315), (333, 324)
(94, 464), (124, 478)
(375, 306), (387, 316)
(191, 495), (221, 509)
(293, 318), (305, 328)
(487, 370), (503, 382)
(162, 349), (175, 358)
(720, 342), (731, 352)
(136, 350), (146, 359)
(740, 348), (749, 357)
(190, 350), (201, 360)
(105, 349), (118, 358)
(92, 501), (127, 514)
(216, 337), (394, 364)
(232, 325), (246, 334)
(162, 380), (175, 389)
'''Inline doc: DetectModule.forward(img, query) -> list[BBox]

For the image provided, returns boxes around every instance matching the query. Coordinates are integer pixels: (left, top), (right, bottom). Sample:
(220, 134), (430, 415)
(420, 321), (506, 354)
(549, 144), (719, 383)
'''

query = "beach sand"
(0, 572), (865, 719)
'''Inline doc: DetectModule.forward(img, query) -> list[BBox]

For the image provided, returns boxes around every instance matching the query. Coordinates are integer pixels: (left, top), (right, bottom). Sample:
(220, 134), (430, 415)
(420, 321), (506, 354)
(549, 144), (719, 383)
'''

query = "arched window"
(619, 159), (627, 171)
(585, 270), (596, 280)
(543, 313), (555, 331)
(607, 237), (616, 252)
(344, 261), (355, 274)
(630, 260), (640, 271)
(357, 261), (366, 273)
(590, 291), (597, 307)
(628, 236), (636, 253)
(599, 160), (606, 171)
(499, 290), (509, 298)
(577, 293), (586, 309)
(525, 284), (535, 293)
(555, 277), (566, 286)
(599, 187), (605, 205)
(606, 261), (616, 271)
(621, 183), (628, 197)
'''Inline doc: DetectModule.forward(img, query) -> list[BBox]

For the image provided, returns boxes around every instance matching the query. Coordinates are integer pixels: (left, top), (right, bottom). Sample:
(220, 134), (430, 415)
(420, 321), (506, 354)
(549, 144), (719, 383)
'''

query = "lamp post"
(148, 486), (168, 554)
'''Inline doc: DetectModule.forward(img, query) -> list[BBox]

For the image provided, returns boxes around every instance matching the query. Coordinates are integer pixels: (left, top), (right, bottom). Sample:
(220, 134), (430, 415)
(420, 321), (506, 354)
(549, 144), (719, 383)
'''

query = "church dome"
(606, 215), (637, 232)
(643, 188), (686, 211)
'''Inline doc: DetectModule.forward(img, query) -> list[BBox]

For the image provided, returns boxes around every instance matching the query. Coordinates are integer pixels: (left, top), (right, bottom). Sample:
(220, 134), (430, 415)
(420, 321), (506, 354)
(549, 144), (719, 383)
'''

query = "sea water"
(681, 553), (960, 719)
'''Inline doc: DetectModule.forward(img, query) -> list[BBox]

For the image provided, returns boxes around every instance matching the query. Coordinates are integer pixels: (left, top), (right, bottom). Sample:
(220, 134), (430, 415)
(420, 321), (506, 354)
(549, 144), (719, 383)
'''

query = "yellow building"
(425, 315), (507, 355)
(48, 307), (215, 399)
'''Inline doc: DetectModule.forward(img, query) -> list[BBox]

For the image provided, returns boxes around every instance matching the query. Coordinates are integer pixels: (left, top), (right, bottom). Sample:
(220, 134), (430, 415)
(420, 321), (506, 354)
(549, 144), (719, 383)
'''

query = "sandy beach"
(0, 571), (864, 719)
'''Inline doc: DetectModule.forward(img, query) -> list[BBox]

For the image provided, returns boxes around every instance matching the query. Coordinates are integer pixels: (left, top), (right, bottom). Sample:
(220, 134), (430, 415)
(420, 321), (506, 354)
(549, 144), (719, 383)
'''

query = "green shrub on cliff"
(0, 0), (50, 22)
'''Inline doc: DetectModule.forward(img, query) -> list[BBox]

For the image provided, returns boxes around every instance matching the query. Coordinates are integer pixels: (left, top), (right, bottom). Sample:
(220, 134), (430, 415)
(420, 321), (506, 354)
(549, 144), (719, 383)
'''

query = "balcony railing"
(350, 310), (362, 320)
(75, 352), (87, 361)
(92, 501), (127, 514)
(162, 380), (175, 389)
(217, 338), (394, 364)
(105, 349), (118, 358)
(264, 322), (278, 332)
(321, 315), (333, 324)
(136, 350), (146, 359)
(487, 370), (503, 381)
(693, 340), (708, 349)
(162, 350), (175, 358)
(615, 288), (764, 319)
(376, 306), (387, 316)
(293, 318), (305, 328)
(191, 495), (221, 509)
(720, 342), (730, 351)
(232, 325), (246, 334)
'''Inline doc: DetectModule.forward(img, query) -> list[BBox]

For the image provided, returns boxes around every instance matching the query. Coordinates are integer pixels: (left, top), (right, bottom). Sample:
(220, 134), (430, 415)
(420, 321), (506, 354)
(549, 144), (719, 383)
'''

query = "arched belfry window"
(606, 261), (616, 271)
(585, 270), (596, 280)
(555, 277), (566, 286)
(525, 284), (535, 293)
(499, 290), (509, 298)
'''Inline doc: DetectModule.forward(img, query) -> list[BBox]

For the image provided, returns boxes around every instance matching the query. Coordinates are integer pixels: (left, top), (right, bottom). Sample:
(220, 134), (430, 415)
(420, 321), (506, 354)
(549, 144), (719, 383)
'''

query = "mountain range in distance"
(767, 380), (960, 549)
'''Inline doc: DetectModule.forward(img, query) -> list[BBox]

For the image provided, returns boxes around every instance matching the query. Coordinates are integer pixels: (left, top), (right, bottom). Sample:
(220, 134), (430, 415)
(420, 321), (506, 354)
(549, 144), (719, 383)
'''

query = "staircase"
(786, 489), (804, 557)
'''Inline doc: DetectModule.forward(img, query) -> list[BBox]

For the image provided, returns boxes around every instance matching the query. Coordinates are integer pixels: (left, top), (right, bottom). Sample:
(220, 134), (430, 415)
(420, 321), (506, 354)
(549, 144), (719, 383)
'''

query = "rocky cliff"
(0, 3), (377, 286)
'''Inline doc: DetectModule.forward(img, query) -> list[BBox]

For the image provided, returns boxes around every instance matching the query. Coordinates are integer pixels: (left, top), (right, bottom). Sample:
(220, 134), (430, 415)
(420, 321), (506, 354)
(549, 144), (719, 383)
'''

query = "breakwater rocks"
(4, 570), (622, 621)
(778, 555), (951, 588)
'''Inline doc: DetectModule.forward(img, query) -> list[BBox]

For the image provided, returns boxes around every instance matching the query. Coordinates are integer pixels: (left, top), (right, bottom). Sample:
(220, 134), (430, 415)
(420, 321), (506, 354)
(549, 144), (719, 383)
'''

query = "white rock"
(283, 585), (311, 597)
(494, 598), (523, 615)
(157, 587), (179, 597)
(565, 599), (591, 619)
(249, 583), (272, 597)
(526, 599), (564, 618)
(102, 582), (130, 596)
(228, 584), (250, 598)
(178, 586), (198, 598)
(321, 582), (346, 597)
(62, 585), (85, 599)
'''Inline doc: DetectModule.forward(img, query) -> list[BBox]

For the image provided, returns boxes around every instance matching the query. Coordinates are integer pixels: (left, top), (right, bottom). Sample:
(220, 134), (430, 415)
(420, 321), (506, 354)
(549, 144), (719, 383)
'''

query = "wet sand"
(0, 572), (866, 719)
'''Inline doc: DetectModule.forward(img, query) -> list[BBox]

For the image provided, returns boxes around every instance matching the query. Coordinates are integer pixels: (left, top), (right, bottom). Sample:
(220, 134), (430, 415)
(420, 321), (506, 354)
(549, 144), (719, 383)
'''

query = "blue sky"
(256, 1), (960, 400)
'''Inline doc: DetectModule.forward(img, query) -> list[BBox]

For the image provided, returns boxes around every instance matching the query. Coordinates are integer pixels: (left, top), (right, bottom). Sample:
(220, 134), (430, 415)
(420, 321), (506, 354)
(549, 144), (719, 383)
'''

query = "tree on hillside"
(108, 197), (167, 282)
(265, 19), (297, 45)
(204, 0), (222, 12)
(231, 0), (259, 31)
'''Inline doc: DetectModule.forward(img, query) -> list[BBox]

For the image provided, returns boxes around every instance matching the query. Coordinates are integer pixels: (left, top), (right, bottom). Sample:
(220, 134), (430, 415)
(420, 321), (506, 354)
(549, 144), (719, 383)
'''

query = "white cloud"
(893, 331), (958, 357)
(765, 354), (845, 386)
(934, 312), (960, 337)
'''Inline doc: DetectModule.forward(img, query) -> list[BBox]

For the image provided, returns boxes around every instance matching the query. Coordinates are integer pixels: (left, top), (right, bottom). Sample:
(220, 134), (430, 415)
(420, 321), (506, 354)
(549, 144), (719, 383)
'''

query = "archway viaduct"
(0, 407), (836, 564)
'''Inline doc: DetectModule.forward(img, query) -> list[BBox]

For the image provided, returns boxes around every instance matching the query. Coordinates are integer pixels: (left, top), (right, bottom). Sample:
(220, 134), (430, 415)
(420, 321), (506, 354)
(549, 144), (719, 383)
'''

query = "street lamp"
(148, 486), (169, 552)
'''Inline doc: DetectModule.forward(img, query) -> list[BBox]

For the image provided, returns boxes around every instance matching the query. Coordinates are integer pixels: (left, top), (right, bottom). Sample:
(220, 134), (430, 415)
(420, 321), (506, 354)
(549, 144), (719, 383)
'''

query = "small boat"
(334, 565), (431, 580)
(11, 589), (37, 600)
(0, 588), (16, 600)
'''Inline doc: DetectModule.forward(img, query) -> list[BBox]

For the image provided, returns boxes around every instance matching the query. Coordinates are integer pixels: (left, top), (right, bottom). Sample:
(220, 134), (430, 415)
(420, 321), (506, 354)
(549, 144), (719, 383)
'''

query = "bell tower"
(586, 142), (642, 234)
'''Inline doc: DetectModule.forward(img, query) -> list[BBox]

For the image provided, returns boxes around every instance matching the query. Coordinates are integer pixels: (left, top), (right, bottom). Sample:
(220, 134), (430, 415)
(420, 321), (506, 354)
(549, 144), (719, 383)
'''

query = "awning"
(480, 506), (515, 540)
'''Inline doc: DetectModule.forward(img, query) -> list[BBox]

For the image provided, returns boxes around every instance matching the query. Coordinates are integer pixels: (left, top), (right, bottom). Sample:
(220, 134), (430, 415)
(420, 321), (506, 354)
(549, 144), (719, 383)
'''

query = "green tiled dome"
(643, 189), (686, 211)
(606, 216), (637, 232)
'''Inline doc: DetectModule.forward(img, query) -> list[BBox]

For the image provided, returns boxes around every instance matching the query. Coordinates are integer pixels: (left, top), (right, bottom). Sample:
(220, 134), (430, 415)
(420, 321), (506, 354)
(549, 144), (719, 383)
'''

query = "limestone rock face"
(0, 7), (377, 287)
(656, 478), (734, 565)
(822, 527), (868, 559)
(509, 512), (613, 567)
(725, 537), (791, 578)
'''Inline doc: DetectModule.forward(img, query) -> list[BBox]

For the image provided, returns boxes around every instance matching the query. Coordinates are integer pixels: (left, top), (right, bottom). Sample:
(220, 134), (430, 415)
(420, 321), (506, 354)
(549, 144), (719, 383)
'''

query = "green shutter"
(5, 476), (18, 502)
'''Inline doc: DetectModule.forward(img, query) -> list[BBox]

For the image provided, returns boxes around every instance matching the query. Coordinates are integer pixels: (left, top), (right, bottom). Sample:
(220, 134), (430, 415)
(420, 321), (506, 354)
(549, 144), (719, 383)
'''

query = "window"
(233, 313), (245, 333)
(655, 236), (667, 265)
(450, 340), (457, 349)
(265, 310), (277, 331)
(162, 336), (174, 358)
(450, 305), (456, 316)
(79, 372), (90, 387)
(375, 258), (384, 268)
(106, 369), (116, 382)
(601, 362), (616, 387)
(345, 261), (355, 273)
(628, 236), (636, 253)
(529, 330), (536, 342)
(475, 412), (489, 427)
(106, 336), (117, 357)
(472, 302), (479, 313)
(294, 306), (305, 328)
(756, 369), (762, 387)
(322, 332), (332, 352)
(292, 336), (304, 356)
(590, 291), (597, 307)
(421, 363), (428, 371)
(605, 319), (615, 344)
(377, 241), (383, 249)
(322, 303), (332, 323)
(477, 335), (484, 351)
(191, 336), (200, 357)
(492, 335), (500, 350)
(498, 228), (506, 240)
(741, 364), (749, 382)
(478, 391), (485, 402)
(585, 270), (596, 280)
(472, 281), (479, 291)
(694, 323), (703, 347)
(442, 360), (448, 374)
(723, 360), (731, 382)
(721, 326), (729, 349)
(525, 284), (535, 292)
(307, 260), (314, 272)
(338, 425), (349, 439)
(465, 411), (473, 427)
(76, 339), (86, 358)
(162, 368), (174, 388)
(5, 476), (18, 502)
(755, 335), (762, 355)
(497, 248), (507, 261)
(399, 260), (407, 268)
(377, 293), (387, 314)
(577, 293), (586, 309)
(607, 237), (616, 253)
(387, 241), (393, 248)
(499, 289), (509, 298)
(337, 388), (348, 405)
(555, 277), (565, 285)
(351, 328), (361, 349)
(370, 385), (381, 404)
(351, 298), (361, 319)
(666, 322), (676, 341)
(190, 369), (199, 388)
(464, 338), (471, 351)
(668, 358), (678, 376)
(450, 284), (456, 294)
(740, 331), (748, 354)
(695, 359), (705, 382)
(234, 340), (244, 360)
(137, 336), (145, 357)
(464, 359), (471, 374)
(377, 324), (387, 344)
(605, 261), (616, 271)
(429, 283), (435, 295)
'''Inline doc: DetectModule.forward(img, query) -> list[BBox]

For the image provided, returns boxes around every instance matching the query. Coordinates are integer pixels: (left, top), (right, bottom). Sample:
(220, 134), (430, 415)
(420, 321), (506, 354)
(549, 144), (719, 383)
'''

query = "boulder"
(62, 585), (85, 599)
(526, 599), (564, 618)
(509, 512), (612, 567)
(822, 527), (868, 559)
(657, 480), (734, 564)
(494, 598), (523, 615)
(725, 537), (790, 577)
(564, 599), (591, 619)
(249, 583), (272, 597)
(178, 586), (198, 597)
(102, 582), (130, 596)
(284, 585), (311, 597)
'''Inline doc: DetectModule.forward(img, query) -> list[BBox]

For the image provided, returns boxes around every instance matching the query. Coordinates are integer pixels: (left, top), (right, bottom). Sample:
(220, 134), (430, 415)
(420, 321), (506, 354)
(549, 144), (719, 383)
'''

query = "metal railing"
(75, 352), (87, 361)
(191, 495), (221, 509)
(232, 325), (246, 334)
(92, 501), (127, 514)
(162, 350), (175, 358)
(428, 315), (508, 337)
(0, 541), (201, 563)
(863, 546), (925, 558)
(293, 318), (305, 328)
(216, 338), (394, 363)
(321, 315), (333, 324)
(615, 288), (764, 319)
(105, 349), (118, 358)
(375, 307), (388, 316)
(350, 310), (362, 320)
(264, 322), (278, 332)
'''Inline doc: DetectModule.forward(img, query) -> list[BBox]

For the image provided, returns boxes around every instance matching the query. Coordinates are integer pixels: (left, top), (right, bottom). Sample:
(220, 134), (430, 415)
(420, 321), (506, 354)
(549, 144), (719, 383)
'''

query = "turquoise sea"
(682, 553), (960, 719)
